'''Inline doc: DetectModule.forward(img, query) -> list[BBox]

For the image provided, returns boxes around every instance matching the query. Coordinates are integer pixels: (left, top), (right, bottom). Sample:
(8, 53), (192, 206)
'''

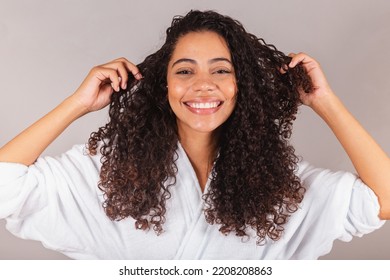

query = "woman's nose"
(192, 74), (216, 92)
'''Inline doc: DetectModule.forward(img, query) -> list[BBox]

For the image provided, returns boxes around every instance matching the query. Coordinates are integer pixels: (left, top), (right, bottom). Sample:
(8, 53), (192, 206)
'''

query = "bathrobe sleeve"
(0, 145), (104, 258)
(286, 161), (386, 259)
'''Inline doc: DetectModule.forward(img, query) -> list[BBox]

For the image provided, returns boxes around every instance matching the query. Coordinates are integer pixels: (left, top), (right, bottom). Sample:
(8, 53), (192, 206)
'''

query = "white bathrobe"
(0, 143), (384, 259)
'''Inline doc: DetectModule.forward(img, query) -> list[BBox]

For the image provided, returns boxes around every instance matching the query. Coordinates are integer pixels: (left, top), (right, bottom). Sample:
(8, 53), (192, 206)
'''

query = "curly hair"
(88, 10), (312, 244)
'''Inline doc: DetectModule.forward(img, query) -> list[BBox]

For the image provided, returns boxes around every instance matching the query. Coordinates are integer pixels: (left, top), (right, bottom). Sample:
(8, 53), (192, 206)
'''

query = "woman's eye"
(176, 69), (192, 75)
(214, 69), (231, 74)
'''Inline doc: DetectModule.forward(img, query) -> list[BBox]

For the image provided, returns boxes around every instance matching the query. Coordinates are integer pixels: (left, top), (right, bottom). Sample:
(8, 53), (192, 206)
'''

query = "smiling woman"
(86, 10), (313, 242)
(0, 10), (389, 260)
(167, 31), (238, 189)
(167, 32), (237, 134)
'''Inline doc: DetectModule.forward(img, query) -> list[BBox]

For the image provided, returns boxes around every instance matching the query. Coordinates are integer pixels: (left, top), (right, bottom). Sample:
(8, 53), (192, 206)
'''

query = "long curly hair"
(88, 10), (312, 244)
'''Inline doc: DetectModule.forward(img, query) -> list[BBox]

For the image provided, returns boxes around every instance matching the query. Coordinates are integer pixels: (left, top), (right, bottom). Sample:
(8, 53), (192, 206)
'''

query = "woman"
(0, 10), (389, 259)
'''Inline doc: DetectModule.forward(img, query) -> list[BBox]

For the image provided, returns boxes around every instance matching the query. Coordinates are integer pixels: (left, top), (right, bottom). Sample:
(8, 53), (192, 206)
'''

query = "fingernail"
(123, 83), (127, 89)
(112, 83), (119, 92)
(135, 73), (142, 79)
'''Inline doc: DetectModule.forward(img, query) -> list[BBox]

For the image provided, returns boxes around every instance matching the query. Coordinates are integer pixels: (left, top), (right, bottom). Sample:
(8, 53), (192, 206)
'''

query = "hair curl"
(88, 10), (312, 244)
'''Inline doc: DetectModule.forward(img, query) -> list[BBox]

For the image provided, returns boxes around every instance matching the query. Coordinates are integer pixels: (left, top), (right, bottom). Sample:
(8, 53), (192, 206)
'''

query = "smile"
(184, 101), (222, 109)
(183, 101), (223, 115)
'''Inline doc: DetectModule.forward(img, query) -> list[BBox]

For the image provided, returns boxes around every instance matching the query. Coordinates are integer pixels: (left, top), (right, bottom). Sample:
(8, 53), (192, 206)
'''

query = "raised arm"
(0, 58), (142, 166)
(287, 53), (390, 219)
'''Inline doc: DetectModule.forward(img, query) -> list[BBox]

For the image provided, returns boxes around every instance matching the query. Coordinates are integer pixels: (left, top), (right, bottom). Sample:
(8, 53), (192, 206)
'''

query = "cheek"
(221, 76), (237, 97)
(224, 84), (238, 115)
(167, 83), (187, 114)
(224, 81), (238, 103)
(168, 85), (182, 105)
(226, 97), (237, 117)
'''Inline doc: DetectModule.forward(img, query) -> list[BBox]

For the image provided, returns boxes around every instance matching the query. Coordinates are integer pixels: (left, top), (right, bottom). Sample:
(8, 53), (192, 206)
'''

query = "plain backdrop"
(0, 0), (389, 259)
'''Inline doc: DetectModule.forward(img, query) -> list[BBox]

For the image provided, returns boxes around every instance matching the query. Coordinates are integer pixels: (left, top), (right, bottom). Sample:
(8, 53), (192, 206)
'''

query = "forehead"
(170, 31), (231, 61)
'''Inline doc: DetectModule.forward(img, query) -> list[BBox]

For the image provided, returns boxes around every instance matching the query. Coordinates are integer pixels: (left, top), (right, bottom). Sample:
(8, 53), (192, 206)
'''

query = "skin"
(287, 52), (390, 219)
(166, 31), (238, 190)
(0, 33), (389, 217)
(0, 58), (142, 167)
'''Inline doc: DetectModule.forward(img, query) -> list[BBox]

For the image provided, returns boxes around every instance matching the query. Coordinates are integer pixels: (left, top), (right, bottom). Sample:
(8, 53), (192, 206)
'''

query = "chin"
(189, 122), (223, 134)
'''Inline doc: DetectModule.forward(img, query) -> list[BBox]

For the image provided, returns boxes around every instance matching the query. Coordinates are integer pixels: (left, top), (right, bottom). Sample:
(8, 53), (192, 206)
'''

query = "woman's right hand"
(71, 58), (142, 114)
(0, 58), (142, 165)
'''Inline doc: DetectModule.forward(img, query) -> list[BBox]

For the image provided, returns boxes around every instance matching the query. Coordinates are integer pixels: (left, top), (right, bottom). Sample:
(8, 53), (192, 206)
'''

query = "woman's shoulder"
(62, 144), (100, 161)
(295, 158), (359, 187)
(35, 144), (103, 176)
(64, 143), (102, 166)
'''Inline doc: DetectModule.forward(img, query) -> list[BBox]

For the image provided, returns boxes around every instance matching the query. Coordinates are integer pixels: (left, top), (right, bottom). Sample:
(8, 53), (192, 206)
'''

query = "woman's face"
(167, 31), (237, 137)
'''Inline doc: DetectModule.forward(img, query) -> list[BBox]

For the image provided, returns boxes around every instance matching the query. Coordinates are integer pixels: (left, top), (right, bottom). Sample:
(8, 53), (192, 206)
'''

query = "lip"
(183, 98), (224, 115)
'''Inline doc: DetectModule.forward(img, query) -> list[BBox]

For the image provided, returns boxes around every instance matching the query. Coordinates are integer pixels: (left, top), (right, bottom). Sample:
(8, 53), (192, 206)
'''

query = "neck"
(178, 126), (220, 191)
(178, 126), (219, 159)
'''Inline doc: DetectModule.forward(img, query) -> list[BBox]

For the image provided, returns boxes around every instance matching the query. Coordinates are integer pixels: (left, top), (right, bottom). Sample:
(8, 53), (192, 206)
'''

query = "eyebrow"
(171, 57), (233, 68)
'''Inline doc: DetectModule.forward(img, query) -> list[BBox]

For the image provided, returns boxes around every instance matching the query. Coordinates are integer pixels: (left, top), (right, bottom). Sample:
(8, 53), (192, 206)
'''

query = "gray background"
(0, 0), (389, 259)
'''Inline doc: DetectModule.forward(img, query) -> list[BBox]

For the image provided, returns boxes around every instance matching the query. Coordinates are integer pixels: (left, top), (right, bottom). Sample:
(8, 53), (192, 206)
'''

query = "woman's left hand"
(287, 53), (390, 219)
(287, 52), (334, 109)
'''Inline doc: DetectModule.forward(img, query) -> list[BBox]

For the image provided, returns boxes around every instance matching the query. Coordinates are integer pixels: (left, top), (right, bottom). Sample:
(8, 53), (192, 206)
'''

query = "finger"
(280, 53), (296, 74)
(288, 52), (311, 68)
(114, 63), (129, 90)
(280, 64), (289, 74)
(93, 67), (121, 92)
(102, 59), (141, 89)
(113, 57), (143, 80)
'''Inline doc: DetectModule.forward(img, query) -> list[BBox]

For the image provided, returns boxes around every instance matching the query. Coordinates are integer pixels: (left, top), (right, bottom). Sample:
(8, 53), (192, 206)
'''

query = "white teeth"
(186, 102), (220, 109)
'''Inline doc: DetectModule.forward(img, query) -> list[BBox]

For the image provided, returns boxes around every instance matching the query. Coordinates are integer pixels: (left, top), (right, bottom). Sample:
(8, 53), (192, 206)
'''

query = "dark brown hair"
(88, 10), (312, 244)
